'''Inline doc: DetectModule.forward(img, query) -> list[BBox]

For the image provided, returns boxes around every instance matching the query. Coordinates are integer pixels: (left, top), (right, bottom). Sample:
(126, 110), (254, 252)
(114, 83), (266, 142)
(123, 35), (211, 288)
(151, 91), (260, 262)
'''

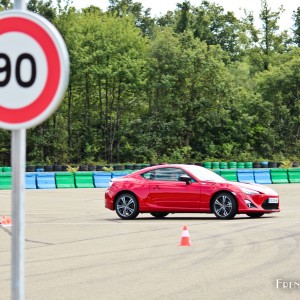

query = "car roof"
(135, 164), (200, 173)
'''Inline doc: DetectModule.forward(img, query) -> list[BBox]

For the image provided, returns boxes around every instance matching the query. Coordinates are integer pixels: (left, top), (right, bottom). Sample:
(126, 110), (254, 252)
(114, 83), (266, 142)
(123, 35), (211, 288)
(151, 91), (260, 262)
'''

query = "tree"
(9, 0), (298, 165)
(255, 49), (300, 157)
(175, 0), (192, 33)
(27, 0), (56, 22)
(108, 0), (154, 36)
(259, 0), (285, 70)
(0, 0), (12, 11)
(293, 7), (300, 46)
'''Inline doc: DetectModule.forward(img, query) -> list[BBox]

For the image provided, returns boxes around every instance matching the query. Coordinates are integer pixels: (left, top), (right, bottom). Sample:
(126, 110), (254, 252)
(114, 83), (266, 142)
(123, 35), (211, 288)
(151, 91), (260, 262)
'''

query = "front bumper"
(238, 193), (280, 214)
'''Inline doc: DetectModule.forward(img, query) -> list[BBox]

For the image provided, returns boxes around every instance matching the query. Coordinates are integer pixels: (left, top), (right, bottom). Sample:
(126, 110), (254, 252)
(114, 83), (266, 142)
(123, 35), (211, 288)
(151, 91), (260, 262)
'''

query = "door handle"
(153, 186), (160, 190)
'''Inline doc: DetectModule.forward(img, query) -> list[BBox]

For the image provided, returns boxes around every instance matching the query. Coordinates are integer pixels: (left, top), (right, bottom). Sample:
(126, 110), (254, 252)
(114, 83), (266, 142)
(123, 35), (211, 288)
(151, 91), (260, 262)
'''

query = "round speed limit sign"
(0, 10), (69, 130)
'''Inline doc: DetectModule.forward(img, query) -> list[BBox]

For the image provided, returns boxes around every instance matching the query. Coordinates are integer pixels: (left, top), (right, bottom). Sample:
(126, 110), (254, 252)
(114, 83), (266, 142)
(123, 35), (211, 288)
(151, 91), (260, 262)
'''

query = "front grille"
(262, 200), (279, 210)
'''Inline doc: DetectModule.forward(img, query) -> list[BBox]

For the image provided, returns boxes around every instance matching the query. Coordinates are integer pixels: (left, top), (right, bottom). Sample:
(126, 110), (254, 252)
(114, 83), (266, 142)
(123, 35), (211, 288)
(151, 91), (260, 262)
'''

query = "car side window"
(141, 168), (187, 182)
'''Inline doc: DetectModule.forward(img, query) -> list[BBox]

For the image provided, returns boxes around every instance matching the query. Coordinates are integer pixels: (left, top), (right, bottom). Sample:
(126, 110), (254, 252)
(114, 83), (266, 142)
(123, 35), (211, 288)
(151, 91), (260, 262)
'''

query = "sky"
(69, 0), (299, 31)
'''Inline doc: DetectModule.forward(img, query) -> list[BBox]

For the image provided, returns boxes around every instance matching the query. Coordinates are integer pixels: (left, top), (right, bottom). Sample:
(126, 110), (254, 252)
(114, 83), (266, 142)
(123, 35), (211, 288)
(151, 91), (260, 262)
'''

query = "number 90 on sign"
(0, 53), (36, 88)
(0, 31), (48, 110)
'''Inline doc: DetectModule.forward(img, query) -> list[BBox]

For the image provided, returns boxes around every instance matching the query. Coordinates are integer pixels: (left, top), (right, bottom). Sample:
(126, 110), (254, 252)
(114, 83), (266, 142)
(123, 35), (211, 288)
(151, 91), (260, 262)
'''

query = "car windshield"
(182, 165), (227, 182)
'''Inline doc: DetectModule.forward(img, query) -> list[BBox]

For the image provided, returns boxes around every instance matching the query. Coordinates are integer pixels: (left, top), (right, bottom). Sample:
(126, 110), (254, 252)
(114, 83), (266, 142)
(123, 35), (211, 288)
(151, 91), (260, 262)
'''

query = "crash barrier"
(220, 169), (238, 182)
(36, 173), (56, 189)
(94, 172), (112, 188)
(236, 169), (255, 183)
(270, 169), (289, 184)
(253, 169), (272, 184)
(0, 169), (300, 189)
(1, 166), (12, 172)
(25, 173), (37, 189)
(288, 168), (300, 183)
(0, 171), (130, 189)
(74, 172), (95, 188)
(55, 172), (75, 188)
(218, 168), (300, 184)
(0, 173), (12, 190)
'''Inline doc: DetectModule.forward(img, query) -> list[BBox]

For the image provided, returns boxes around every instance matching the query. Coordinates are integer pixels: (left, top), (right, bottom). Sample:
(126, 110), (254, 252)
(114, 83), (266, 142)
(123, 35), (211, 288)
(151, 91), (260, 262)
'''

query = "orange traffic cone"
(0, 215), (6, 225)
(0, 216), (12, 226)
(178, 225), (192, 246)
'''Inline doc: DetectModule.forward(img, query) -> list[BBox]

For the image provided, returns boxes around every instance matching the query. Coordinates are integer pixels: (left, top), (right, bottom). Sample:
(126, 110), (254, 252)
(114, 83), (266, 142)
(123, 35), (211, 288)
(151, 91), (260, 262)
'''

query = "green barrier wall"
(220, 169), (237, 181)
(270, 169), (289, 184)
(288, 168), (300, 183)
(74, 172), (94, 188)
(55, 173), (75, 188)
(0, 173), (12, 189)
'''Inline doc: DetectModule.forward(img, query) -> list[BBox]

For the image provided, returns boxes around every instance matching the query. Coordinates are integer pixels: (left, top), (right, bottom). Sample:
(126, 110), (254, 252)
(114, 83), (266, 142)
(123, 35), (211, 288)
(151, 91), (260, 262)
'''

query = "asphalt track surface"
(0, 184), (300, 300)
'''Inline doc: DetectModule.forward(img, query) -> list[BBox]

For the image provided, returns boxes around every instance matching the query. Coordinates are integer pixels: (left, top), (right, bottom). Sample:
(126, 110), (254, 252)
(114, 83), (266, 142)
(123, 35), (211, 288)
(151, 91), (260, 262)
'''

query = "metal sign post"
(12, 4), (26, 300)
(0, 1), (69, 299)
(11, 129), (26, 300)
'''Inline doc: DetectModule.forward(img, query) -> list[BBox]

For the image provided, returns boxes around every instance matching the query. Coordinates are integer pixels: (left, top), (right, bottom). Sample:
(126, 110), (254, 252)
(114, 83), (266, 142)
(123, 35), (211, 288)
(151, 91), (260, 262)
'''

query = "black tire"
(212, 192), (237, 220)
(115, 193), (139, 220)
(88, 165), (96, 171)
(96, 165), (103, 171)
(53, 164), (62, 171)
(44, 165), (53, 172)
(246, 213), (264, 218)
(150, 212), (169, 219)
(26, 166), (36, 172)
(79, 165), (88, 171)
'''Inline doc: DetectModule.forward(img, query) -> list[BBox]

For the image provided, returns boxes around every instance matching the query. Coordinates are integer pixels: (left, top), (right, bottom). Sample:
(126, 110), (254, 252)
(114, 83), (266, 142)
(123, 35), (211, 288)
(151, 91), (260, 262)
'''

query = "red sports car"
(105, 164), (280, 220)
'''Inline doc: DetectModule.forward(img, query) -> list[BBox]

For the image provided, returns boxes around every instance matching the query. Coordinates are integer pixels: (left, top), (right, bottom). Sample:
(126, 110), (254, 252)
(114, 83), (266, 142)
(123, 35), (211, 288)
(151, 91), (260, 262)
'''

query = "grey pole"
(11, 129), (26, 300)
(12, 3), (26, 300)
(14, 0), (26, 10)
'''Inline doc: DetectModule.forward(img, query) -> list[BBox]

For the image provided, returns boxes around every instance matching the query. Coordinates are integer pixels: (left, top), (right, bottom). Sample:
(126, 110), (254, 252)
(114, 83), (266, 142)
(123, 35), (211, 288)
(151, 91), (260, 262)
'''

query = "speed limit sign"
(0, 10), (69, 129)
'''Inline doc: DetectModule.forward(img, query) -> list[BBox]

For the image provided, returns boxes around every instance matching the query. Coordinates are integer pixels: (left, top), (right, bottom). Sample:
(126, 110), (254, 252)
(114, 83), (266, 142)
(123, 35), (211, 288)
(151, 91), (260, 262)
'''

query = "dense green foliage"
(0, 0), (299, 165)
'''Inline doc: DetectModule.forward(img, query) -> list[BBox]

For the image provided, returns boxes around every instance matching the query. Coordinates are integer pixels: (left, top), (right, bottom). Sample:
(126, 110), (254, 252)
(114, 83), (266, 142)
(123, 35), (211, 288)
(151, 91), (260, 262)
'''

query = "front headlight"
(241, 188), (260, 195)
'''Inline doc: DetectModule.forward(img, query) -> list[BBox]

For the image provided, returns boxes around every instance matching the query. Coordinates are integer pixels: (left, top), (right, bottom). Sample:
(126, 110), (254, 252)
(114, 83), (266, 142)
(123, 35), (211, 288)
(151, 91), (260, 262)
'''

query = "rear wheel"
(246, 213), (264, 218)
(212, 192), (237, 220)
(115, 193), (139, 220)
(150, 212), (169, 219)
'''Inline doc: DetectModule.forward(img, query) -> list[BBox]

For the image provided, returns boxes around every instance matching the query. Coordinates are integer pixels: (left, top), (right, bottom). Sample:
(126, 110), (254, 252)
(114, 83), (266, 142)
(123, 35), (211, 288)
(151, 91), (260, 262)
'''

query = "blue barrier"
(111, 171), (130, 178)
(36, 173), (56, 189)
(254, 169), (272, 184)
(237, 169), (255, 183)
(94, 172), (112, 188)
(25, 173), (37, 189)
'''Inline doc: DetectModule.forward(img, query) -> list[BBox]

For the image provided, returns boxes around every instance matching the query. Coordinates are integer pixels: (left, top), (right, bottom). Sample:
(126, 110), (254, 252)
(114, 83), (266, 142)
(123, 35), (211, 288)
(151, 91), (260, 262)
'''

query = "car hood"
(230, 182), (278, 196)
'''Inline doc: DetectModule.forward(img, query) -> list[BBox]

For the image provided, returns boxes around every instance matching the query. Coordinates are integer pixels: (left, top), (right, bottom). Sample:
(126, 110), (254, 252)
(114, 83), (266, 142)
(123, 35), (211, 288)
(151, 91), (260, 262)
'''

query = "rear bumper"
(105, 189), (114, 210)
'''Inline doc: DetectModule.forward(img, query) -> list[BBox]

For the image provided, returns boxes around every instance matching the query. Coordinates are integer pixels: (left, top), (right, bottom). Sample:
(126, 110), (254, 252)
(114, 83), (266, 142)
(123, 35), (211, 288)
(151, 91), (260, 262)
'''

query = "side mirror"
(179, 175), (192, 185)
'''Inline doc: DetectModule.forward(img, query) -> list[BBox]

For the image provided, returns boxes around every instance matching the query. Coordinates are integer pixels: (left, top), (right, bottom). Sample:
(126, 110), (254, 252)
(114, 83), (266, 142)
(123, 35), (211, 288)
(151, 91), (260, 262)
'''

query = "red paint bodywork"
(105, 164), (280, 216)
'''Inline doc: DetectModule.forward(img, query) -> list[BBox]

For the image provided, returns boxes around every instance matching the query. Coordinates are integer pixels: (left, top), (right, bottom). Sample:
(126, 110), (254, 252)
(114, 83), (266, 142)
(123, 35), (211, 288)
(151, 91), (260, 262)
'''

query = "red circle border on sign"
(0, 16), (60, 124)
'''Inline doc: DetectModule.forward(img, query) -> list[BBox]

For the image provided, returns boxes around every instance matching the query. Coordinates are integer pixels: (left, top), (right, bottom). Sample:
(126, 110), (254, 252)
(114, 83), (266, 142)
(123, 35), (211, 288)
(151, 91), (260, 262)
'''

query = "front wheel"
(150, 212), (169, 219)
(212, 192), (237, 220)
(246, 213), (264, 218)
(115, 193), (139, 220)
